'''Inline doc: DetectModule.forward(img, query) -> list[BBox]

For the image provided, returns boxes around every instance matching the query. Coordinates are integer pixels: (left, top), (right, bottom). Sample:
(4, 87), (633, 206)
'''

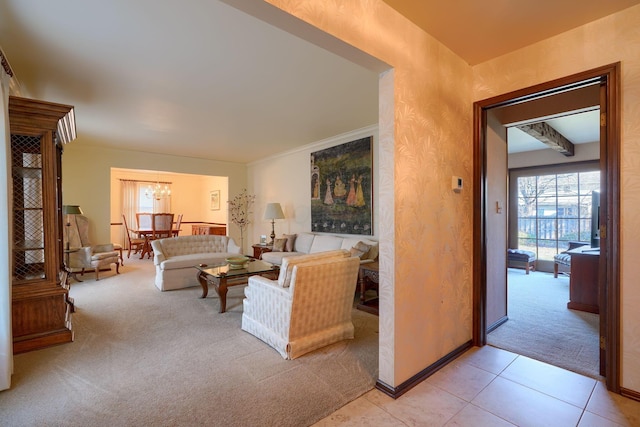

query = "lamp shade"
(264, 203), (284, 220)
(63, 205), (83, 215)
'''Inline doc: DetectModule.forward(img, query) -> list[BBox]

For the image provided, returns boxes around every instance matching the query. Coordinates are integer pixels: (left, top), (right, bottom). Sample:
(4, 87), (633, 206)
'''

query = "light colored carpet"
(0, 256), (379, 426)
(488, 269), (600, 379)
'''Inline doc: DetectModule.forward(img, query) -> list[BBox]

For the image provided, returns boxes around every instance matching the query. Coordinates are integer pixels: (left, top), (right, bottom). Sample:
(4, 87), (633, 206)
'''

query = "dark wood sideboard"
(567, 246), (600, 314)
(191, 224), (226, 236)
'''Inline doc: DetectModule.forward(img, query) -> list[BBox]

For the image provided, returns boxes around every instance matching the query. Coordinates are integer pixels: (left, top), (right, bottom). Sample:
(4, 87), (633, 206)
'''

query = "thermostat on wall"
(452, 176), (463, 192)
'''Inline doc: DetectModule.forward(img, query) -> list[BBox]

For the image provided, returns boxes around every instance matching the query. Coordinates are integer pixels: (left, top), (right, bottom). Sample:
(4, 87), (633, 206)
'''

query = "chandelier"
(145, 182), (171, 200)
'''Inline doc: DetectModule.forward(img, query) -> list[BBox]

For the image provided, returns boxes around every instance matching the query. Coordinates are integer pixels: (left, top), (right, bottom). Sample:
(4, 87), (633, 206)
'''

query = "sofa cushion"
(309, 234), (344, 253)
(277, 249), (349, 288)
(273, 238), (287, 252)
(340, 237), (378, 261)
(293, 232), (315, 253)
(350, 241), (372, 259)
(283, 234), (296, 252)
(156, 235), (230, 258)
(261, 251), (304, 265)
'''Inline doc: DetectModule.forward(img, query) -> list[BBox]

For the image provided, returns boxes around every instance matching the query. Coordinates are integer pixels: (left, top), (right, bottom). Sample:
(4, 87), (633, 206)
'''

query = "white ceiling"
(2, 0), (633, 163)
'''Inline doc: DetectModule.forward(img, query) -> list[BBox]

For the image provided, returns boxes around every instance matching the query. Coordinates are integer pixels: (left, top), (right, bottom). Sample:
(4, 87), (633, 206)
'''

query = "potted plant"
(227, 189), (255, 252)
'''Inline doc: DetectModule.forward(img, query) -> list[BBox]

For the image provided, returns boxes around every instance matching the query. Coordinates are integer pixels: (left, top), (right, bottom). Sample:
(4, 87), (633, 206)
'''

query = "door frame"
(472, 63), (621, 392)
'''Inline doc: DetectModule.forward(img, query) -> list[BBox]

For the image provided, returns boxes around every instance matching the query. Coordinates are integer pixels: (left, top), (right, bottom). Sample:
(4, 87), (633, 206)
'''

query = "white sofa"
(242, 249), (361, 359)
(151, 235), (241, 291)
(260, 232), (378, 266)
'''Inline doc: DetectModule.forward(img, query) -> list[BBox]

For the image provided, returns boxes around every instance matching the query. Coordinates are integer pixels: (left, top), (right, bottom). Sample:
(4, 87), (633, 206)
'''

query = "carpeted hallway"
(0, 256), (379, 426)
(488, 268), (600, 379)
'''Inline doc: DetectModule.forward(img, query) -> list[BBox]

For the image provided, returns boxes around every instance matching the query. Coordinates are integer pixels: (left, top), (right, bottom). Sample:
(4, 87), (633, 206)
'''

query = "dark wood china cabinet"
(9, 96), (76, 354)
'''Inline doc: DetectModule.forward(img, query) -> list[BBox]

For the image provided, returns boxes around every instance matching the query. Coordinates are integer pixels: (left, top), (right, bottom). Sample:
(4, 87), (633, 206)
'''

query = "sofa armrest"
(244, 276), (292, 335)
(151, 240), (166, 265)
(247, 275), (291, 294)
(227, 238), (241, 254)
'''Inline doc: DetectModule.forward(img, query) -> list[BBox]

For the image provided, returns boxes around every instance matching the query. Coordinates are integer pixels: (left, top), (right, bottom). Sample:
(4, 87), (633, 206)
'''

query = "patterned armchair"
(66, 214), (121, 280)
(241, 250), (361, 359)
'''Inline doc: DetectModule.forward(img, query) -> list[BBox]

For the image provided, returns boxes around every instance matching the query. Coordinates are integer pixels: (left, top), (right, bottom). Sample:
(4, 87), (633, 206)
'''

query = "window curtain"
(0, 53), (13, 390)
(121, 180), (138, 249)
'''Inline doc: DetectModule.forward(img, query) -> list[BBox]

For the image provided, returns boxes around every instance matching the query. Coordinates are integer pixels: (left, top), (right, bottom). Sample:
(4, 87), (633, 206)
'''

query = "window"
(137, 184), (154, 213)
(515, 169), (599, 261)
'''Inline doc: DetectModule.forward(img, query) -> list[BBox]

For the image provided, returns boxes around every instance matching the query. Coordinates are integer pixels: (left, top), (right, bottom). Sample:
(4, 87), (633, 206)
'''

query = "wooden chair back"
(136, 213), (152, 230)
(152, 213), (174, 239)
(174, 214), (183, 236)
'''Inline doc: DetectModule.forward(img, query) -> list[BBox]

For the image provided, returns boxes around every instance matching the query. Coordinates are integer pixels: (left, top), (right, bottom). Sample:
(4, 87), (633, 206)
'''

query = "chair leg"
(95, 267), (100, 281)
(554, 263), (559, 278)
(525, 261), (530, 274)
(115, 262), (120, 274)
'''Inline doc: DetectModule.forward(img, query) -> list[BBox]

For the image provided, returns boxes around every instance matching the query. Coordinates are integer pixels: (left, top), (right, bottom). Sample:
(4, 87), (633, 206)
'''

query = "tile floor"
(314, 346), (640, 427)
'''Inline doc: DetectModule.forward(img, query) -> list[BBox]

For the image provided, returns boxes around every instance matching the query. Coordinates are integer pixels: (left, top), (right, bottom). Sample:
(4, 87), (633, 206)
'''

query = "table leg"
(217, 277), (228, 313)
(198, 271), (209, 298)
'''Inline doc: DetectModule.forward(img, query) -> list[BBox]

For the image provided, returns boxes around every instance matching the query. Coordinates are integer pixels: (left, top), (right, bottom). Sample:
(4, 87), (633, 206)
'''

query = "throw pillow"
(350, 241), (371, 259)
(283, 234), (296, 252)
(273, 238), (286, 252)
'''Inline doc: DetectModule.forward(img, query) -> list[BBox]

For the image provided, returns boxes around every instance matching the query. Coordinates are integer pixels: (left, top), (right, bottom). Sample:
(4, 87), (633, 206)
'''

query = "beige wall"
(247, 125), (379, 245)
(62, 143), (247, 249)
(267, 0), (640, 393)
(473, 4), (640, 392)
(267, 0), (474, 387)
(109, 168), (229, 246)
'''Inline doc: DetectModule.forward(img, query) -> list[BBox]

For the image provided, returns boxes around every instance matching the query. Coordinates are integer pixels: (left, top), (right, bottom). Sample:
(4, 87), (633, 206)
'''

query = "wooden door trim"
(472, 63), (621, 392)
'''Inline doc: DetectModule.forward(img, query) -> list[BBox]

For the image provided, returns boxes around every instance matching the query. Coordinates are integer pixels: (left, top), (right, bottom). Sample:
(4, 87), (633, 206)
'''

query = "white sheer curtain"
(153, 188), (171, 213)
(121, 180), (138, 249)
(0, 54), (13, 390)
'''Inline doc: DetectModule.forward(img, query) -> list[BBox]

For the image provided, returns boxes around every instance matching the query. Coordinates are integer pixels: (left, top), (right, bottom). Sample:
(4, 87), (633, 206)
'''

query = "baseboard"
(375, 340), (473, 399)
(621, 387), (640, 402)
(487, 315), (508, 334)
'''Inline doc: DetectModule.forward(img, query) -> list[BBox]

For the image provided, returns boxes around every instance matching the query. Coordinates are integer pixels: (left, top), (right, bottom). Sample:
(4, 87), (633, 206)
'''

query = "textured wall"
(473, 4), (640, 392)
(266, 0), (474, 386)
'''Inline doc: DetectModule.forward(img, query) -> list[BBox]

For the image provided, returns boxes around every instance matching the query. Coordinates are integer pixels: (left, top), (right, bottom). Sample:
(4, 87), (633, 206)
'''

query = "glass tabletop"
(194, 259), (278, 278)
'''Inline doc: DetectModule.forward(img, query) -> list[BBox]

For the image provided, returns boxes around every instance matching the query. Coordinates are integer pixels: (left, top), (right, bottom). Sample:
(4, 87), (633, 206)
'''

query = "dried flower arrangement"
(227, 189), (255, 251)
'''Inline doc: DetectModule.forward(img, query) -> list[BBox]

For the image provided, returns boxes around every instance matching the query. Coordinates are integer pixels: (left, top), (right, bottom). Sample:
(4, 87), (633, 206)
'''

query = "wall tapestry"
(310, 136), (373, 235)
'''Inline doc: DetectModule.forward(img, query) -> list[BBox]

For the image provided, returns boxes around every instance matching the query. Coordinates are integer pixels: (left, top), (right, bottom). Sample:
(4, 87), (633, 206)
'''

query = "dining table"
(132, 228), (181, 259)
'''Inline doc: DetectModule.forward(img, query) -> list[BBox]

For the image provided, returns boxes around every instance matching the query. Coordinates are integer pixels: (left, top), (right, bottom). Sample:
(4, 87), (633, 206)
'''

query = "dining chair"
(173, 214), (183, 237)
(122, 214), (146, 258)
(136, 212), (152, 230)
(140, 212), (173, 259)
(152, 213), (175, 240)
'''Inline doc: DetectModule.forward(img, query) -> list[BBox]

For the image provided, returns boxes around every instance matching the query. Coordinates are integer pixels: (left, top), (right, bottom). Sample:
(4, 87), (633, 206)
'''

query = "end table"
(357, 262), (379, 315)
(252, 244), (272, 259)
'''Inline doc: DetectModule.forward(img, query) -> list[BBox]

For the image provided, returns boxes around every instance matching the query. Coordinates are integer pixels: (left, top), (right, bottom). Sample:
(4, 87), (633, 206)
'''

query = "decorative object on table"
(260, 235), (267, 245)
(264, 202), (285, 245)
(225, 255), (250, 269)
(210, 189), (220, 210)
(227, 189), (255, 252)
(63, 205), (83, 250)
(310, 136), (373, 236)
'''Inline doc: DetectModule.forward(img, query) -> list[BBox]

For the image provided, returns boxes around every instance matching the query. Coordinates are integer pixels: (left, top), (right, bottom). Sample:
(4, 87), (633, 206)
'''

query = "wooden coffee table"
(195, 259), (279, 313)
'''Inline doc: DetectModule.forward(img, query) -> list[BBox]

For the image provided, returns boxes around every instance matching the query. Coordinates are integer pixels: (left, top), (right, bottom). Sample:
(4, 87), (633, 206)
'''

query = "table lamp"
(264, 203), (284, 245)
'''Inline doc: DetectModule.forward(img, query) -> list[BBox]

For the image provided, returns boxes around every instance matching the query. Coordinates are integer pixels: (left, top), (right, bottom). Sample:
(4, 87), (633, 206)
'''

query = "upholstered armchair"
(65, 214), (121, 280)
(241, 249), (361, 359)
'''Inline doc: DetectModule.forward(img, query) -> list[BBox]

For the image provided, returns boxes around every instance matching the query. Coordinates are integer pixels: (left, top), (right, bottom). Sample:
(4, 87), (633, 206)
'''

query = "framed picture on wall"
(210, 190), (220, 211)
(310, 136), (373, 235)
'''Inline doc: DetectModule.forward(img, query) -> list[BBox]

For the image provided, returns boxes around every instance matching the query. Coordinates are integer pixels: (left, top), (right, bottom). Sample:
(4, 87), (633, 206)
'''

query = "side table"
(252, 244), (272, 259)
(357, 262), (379, 315)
